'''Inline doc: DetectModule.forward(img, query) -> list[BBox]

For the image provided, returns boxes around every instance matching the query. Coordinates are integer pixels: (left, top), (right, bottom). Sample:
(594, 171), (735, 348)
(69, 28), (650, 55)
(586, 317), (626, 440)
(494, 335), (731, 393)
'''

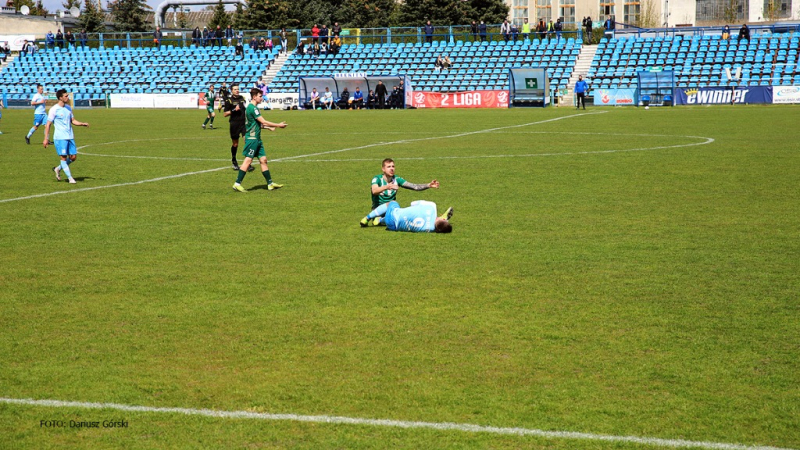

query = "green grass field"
(0, 105), (798, 449)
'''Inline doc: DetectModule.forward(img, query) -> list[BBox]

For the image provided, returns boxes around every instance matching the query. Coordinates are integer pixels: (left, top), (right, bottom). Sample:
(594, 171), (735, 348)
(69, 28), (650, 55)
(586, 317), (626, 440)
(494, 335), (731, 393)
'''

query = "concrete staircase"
(261, 52), (290, 86)
(563, 44), (598, 106)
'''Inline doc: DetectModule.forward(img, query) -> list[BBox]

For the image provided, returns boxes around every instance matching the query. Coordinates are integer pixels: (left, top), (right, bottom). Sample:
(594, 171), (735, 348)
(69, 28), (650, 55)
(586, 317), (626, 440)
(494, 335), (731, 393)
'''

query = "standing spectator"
(375, 80), (388, 109)
(216, 26), (223, 47)
(501, 19), (511, 42)
(738, 24), (750, 41)
(424, 21), (434, 44)
(332, 22), (342, 37)
(153, 26), (163, 49)
(537, 19), (546, 41)
(311, 24), (320, 46)
(20, 40), (29, 58)
(584, 16), (593, 44)
(79, 29), (87, 47)
(574, 75), (588, 110)
(46, 31), (55, 49)
(192, 26), (201, 45)
(320, 24), (329, 45)
(225, 25), (234, 46)
(604, 16), (613, 35)
(55, 29), (64, 49)
(280, 28), (288, 54)
(722, 25), (731, 40)
(66, 30), (75, 49)
(522, 18), (530, 41)
(547, 20), (555, 41)
(555, 18), (563, 41)
(479, 21), (487, 42)
(511, 22), (519, 41)
(202, 27), (210, 46)
(470, 20), (478, 41)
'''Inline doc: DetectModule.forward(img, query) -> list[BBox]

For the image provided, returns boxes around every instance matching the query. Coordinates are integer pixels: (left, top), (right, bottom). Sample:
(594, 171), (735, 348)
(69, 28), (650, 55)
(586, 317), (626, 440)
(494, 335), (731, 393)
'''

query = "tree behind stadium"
(339, 0), (396, 28)
(79, 0), (106, 33)
(8, 0), (49, 16)
(207, 0), (231, 29)
(235, 0), (302, 30)
(393, 0), (508, 27)
(108, 0), (149, 32)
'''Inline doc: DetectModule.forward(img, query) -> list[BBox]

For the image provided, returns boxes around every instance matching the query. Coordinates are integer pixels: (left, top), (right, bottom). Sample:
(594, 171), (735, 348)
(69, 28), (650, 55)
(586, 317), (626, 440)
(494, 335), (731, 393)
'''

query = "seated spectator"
(266, 38), (273, 52)
(259, 38), (267, 51)
(235, 40), (244, 58)
(366, 90), (377, 109)
(250, 36), (258, 51)
(321, 87), (334, 109)
(20, 40), (29, 58)
(722, 25), (730, 40)
(434, 54), (443, 72)
(320, 42), (328, 55)
(442, 54), (452, 71)
(338, 88), (350, 109)
(352, 87), (364, 109)
(738, 24), (749, 41)
(296, 40), (305, 54)
(330, 36), (341, 55)
(308, 88), (320, 109)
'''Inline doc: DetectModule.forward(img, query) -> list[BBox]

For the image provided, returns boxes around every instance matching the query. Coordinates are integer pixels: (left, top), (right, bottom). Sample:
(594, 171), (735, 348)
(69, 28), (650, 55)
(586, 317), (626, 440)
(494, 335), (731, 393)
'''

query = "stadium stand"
(587, 33), (800, 89)
(269, 38), (581, 94)
(0, 45), (276, 103)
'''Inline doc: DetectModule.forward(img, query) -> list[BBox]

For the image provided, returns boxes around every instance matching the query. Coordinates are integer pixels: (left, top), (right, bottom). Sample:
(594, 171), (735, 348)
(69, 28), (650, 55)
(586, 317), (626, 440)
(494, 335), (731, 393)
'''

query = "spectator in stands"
(225, 25), (234, 46)
(153, 26), (162, 49)
(296, 39), (305, 54)
(46, 31), (55, 49)
(256, 79), (267, 98)
(352, 87), (364, 109)
(322, 87), (334, 109)
(320, 24), (329, 45)
(266, 38), (274, 52)
(56, 29), (64, 49)
(375, 80), (388, 109)
(574, 75), (588, 110)
(20, 40), (29, 58)
(537, 19), (546, 41)
(522, 18), (530, 41)
(202, 27), (210, 46)
(319, 42), (328, 55)
(367, 90), (377, 109)
(28, 40), (37, 55)
(434, 54), (443, 72)
(235, 39), (244, 58)
(511, 22), (519, 41)
(258, 38), (267, 51)
(66, 30), (75, 49)
(442, 54), (452, 71)
(311, 24), (320, 46)
(330, 36), (341, 55)
(193, 27), (201, 45)
(308, 88), (320, 109)
(249, 36), (258, 51)
(216, 26), (224, 47)
(555, 18), (563, 41)
(79, 29), (87, 47)
(584, 17), (593, 44)
(389, 86), (401, 109)
(546, 20), (555, 41)
(424, 21), (434, 44)
(0, 42), (9, 62)
(471, 21), (478, 41)
(501, 19), (511, 42)
(722, 25), (731, 40)
(738, 24), (750, 41)
(338, 87), (350, 109)
(280, 28), (288, 54)
(332, 22), (342, 37)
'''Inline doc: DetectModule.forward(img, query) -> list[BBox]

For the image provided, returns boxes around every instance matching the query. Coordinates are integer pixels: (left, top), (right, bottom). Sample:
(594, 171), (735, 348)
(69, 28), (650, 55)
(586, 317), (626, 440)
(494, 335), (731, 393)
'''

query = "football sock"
(27, 127), (36, 138)
(236, 169), (246, 184)
(60, 160), (72, 179)
(210, 117), (215, 125)
(203, 118), (209, 125)
(230, 146), (237, 163)
(262, 170), (272, 184)
(367, 203), (388, 220)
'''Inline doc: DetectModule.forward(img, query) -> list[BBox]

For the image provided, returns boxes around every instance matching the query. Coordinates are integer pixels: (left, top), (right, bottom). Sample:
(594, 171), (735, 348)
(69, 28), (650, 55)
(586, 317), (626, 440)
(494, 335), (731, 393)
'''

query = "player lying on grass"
(232, 88), (286, 193)
(380, 200), (454, 233)
(360, 158), (439, 227)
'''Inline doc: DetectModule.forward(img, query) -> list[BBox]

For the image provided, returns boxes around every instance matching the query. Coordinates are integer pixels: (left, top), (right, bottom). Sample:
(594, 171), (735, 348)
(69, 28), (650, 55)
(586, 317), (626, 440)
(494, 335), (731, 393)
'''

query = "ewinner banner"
(593, 88), (636, 106)
(673, 86), (772, 105)
(411, 90), (508, 109)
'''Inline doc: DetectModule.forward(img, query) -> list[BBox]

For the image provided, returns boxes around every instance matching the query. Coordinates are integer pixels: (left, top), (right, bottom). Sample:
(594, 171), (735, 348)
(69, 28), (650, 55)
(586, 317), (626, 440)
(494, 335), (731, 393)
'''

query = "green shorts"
(243, 140), (265, 159)
(206, 105), (214, 114)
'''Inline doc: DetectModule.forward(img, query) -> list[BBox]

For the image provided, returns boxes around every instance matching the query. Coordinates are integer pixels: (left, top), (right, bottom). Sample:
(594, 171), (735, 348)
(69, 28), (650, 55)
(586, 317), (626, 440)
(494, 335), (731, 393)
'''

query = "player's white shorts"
(55, 139), (77, 156)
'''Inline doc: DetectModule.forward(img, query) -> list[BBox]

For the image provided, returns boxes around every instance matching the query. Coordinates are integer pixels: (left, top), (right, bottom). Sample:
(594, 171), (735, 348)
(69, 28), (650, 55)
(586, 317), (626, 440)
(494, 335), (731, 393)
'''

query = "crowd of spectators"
(304, 80), (405, 110)
(296, 23), (343, 57)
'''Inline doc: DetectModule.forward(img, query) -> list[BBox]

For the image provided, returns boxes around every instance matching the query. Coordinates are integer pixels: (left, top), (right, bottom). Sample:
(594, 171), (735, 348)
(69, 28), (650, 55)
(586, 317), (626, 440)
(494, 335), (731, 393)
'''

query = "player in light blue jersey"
(26, 84), (47, 144)
(44, 89), (89, 184)
(383, 200), (454, 233)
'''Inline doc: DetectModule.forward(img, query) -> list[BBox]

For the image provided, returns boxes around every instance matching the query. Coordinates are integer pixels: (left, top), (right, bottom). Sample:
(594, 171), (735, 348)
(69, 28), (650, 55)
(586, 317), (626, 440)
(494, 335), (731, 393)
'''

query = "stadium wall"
(0, 15), (64, 35)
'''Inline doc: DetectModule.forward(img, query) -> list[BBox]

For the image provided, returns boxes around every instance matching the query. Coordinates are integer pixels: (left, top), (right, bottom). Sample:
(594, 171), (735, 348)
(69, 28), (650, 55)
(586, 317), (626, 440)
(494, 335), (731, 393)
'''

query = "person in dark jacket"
(375, 80), (388, 109)
(470, 20), (478, 41)
(79, 29), (88, 47)
(225, 25), (234, 46)
(424, 21), (434, 44)
(479, 21), (487, 41)
(153, 26), (162, 49)
(55, 29), (64, 48)
(192, 27), (201, 45)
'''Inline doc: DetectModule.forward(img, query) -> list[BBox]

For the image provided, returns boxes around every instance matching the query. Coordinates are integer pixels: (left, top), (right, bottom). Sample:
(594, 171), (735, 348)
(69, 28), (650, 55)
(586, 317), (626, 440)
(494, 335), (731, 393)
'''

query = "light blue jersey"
(32, 93), (46, 115)
(386, 200), (437, 232)
(47, 104), (74, 141)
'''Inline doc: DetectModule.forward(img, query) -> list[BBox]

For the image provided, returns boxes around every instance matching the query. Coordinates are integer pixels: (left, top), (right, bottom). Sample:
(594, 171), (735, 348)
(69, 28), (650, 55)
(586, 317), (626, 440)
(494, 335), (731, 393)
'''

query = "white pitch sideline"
(0, 397), (791, 450)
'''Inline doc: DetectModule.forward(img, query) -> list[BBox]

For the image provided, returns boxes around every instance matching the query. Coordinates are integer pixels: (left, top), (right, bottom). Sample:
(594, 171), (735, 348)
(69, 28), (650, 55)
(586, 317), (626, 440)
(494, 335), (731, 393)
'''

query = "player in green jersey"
(202, 83), (216, 129)
(232, 88), (287, 192)
(360, 158), (440, 227)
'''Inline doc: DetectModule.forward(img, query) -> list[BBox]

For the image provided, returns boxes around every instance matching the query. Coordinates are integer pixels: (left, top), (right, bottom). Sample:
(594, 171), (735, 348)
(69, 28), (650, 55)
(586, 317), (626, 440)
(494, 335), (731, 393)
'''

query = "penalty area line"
(0, 397), (792, 450)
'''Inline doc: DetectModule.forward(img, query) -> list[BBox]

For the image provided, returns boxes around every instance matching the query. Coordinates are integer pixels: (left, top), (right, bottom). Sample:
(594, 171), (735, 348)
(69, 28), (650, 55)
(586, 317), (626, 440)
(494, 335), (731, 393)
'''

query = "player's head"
(231, 84), (239, 95)
(56, 89), (69, 102)
(37, 84), (43, 93)
(382, 158), (395, 177)
(250, 88), (262, 102)
(434, 218), (452, 233)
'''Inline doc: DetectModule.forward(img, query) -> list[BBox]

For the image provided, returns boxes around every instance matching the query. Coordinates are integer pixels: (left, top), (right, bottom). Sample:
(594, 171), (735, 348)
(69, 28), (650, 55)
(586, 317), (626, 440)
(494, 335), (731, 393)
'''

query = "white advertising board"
(772, 86), (800, 104)
(110, 93), (199, 109)
(0, 34), (36, 51)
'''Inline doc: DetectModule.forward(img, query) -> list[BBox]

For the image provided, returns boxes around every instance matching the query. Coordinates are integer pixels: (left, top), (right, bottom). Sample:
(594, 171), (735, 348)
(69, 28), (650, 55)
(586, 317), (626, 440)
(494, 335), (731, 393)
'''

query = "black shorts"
(230, 122), (246, 140)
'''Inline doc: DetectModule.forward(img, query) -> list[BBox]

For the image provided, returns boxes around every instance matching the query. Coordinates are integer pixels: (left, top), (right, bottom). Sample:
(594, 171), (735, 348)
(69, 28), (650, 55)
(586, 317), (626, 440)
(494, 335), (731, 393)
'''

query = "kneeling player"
(382, 201), (453, 233)
(232, 88), (287, 192)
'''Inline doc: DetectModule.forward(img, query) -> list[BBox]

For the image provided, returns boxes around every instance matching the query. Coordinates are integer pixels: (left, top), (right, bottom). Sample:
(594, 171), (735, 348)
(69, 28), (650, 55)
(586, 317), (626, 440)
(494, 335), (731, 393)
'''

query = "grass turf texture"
(0, 106), (797, 449)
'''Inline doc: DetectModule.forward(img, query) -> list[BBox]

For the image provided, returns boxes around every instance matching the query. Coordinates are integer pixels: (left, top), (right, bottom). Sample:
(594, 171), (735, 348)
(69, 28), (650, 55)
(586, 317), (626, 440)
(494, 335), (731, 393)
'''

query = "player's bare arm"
(43, 122), (51, 148)
(72, 118), (89, 127)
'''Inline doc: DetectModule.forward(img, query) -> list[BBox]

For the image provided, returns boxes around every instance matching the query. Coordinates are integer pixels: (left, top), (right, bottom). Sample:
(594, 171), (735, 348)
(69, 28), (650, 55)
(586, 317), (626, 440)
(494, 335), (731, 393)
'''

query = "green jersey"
(371, 174), (406, 209)
(245, 103), (262, 143)
(206, 89), (216, 110)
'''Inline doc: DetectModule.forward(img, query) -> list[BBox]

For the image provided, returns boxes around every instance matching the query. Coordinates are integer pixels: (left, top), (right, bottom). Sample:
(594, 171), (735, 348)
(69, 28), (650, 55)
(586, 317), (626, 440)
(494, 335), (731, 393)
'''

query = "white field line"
(0, 113), (606, 204)
(0, 397), (792, 450)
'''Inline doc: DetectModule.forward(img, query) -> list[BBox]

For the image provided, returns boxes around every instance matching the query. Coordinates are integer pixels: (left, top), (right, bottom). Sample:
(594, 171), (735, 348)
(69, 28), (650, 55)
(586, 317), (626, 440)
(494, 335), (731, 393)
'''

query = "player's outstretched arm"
(258, 117), (286, 129)
(71, 118), (89, 127)
(400, 179), (439, 191)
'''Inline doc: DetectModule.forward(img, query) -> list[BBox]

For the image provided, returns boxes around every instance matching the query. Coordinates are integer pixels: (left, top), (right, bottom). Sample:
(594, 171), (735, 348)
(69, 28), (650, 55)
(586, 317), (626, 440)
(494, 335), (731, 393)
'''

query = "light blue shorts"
(33, 114), (47, 126)
(55, 139), (77, 156)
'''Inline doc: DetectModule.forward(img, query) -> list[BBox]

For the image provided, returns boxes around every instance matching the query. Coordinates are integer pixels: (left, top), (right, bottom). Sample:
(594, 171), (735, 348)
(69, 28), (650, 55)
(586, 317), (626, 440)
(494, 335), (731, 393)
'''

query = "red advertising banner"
(410, 90), (509, 109)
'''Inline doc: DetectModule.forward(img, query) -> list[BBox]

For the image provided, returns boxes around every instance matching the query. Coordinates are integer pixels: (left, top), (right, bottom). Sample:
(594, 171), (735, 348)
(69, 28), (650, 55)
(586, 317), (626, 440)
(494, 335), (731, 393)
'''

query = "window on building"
(560, 0), (575, 25)
(624, 1), (640, 25)
(764, 0), (792, 18)
(600, 2), (616, 23)
(536, 0), (552, 23)
(512, 0), (529, 25)
(696, 0), (749, 23)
